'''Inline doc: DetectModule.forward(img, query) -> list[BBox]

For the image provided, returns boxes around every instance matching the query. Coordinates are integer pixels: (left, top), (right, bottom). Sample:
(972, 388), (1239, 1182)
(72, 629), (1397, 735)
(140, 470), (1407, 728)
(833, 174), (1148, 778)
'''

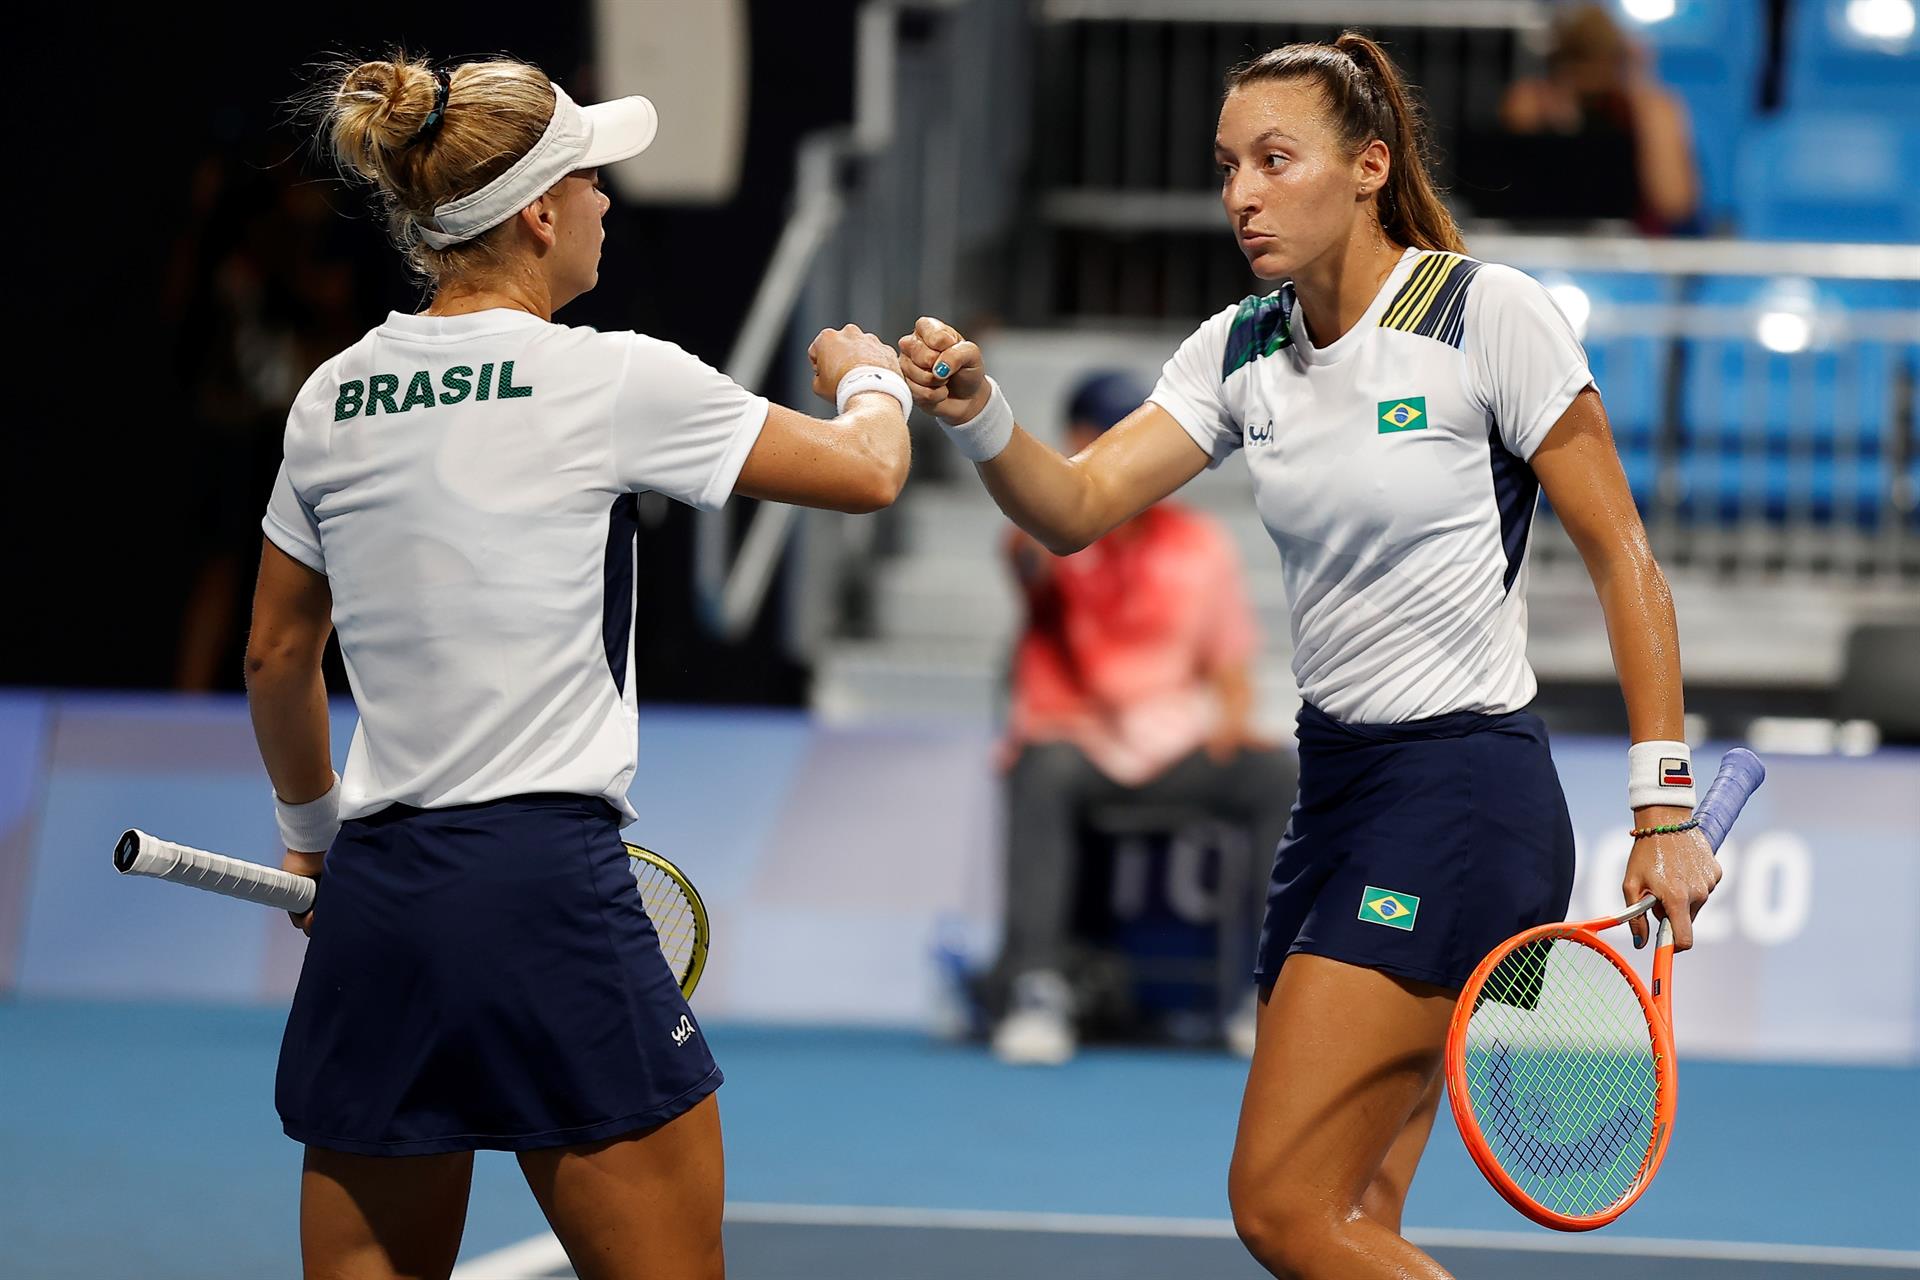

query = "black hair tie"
(404, 70), (451, 149)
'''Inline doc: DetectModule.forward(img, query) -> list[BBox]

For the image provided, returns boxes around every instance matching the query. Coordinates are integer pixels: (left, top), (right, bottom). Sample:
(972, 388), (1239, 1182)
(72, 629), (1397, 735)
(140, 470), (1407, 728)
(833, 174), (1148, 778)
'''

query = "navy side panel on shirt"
(603, 494), (639, 694)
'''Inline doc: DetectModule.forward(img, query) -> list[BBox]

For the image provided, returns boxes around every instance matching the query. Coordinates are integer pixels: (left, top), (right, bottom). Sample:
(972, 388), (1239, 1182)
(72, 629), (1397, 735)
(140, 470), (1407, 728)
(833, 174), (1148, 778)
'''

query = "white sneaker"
(992, 971), (1077, 1066)
(1226, 991), (1259, 1059)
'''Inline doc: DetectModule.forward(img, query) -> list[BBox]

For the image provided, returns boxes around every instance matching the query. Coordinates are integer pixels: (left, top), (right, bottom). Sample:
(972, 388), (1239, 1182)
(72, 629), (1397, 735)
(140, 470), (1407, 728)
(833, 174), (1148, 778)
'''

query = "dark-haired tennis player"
(247, 53), (911, 1280)
(900, 34), (1720, 1280)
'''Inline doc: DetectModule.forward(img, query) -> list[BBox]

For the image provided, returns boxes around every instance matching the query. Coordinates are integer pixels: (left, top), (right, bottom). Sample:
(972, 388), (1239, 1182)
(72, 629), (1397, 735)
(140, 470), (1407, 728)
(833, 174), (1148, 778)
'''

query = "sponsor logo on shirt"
(1359, 885), (1421, 931)
(670, 1014), (698, 1047)
(1246, 417), (1275, 446)
(1377, 397), (1427, 433)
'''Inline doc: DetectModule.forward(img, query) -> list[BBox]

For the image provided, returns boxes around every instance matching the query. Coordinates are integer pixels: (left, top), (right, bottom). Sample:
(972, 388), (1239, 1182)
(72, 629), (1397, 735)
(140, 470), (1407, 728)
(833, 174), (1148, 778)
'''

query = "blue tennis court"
(3, 1002), (1913, 1278)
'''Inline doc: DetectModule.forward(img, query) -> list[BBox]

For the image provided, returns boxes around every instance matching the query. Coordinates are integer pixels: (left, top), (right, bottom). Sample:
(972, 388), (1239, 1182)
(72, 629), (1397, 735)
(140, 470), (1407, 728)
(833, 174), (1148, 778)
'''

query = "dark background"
(14, 0), (858, 702)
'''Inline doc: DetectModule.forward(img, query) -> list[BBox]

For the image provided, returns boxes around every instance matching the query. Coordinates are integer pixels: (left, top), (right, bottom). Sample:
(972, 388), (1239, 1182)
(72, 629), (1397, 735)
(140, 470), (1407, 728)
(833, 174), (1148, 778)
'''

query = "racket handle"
(113, 829), (317, 915)
(1694, 748), (1766, 852)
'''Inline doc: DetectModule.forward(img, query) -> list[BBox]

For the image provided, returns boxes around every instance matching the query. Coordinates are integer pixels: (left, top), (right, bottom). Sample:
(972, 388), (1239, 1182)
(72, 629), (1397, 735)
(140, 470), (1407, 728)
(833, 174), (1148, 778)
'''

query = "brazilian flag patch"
(1377, 397), (1427, 433)
(1359, 886), (1420, 931)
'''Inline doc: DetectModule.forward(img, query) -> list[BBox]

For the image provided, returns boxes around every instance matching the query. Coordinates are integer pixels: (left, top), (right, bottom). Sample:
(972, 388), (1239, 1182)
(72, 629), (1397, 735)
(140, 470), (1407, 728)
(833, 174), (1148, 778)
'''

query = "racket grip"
(1694, 748), (1766, 852)
(114, 829), (317, 914)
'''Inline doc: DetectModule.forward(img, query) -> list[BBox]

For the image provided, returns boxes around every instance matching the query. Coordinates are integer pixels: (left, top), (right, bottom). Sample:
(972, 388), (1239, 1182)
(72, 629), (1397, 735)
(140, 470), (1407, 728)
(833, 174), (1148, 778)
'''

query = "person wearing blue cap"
(991, 370), (1298, 1066)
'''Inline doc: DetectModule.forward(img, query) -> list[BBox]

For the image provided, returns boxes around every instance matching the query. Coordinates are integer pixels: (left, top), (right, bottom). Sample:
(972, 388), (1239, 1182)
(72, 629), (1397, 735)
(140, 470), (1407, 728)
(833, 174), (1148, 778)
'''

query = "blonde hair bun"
(330, 58), (444, 185)
(305, 51), (556, 281)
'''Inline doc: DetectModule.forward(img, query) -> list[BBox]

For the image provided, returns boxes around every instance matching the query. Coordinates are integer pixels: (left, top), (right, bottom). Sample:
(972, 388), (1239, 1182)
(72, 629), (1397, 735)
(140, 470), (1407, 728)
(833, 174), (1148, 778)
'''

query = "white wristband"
(942, 376), (1015, 463)
(275, 773), (342, 853)
(1627, 741), (1695, 810)
(835, 365), (912, 420)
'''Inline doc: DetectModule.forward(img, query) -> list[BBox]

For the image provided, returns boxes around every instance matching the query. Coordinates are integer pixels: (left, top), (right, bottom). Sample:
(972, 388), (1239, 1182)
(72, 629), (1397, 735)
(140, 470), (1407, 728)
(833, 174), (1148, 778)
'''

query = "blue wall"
(2, 692), (1915, 1062)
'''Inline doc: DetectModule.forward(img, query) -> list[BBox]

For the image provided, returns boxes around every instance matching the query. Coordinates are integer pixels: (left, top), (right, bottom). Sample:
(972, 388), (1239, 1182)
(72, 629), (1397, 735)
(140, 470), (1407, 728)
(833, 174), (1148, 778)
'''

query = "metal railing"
(696, 0), (1029, 646)
(1528, 270), (1918, 580)
(1007, 1), (1918, 578)
(705, 0), (1916, 652)
(1019, 217), (1920, 576)
(1039, 0), (1546, 24)
(1026, 12), (1532, 192)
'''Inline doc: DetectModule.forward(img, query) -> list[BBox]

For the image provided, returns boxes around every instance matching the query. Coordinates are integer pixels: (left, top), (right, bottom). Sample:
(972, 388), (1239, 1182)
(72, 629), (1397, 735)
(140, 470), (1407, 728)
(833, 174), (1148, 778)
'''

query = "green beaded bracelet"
(1630, 817), (1702, 839)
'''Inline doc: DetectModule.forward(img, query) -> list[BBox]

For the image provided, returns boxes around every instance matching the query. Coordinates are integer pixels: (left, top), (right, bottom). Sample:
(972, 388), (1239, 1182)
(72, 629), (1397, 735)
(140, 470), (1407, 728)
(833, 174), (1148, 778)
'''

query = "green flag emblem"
(1377, 397), (1427, 433)
(1359, 885), (1421, 931)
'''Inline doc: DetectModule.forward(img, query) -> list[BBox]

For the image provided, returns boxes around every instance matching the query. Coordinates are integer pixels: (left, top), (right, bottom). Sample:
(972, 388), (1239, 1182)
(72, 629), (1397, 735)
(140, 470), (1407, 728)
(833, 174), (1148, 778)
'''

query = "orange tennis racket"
(1444, 748), (1765, 1231)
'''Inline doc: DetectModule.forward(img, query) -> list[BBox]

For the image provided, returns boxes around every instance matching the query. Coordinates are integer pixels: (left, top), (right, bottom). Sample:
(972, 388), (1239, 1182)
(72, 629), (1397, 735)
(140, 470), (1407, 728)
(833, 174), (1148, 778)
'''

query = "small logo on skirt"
(1359, 886), (1421, 931)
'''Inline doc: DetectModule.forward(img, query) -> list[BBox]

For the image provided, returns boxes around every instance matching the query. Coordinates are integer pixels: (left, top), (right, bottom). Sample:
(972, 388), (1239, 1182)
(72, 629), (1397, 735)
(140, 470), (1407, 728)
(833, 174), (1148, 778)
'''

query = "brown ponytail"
(1225, 32), (1465, 255)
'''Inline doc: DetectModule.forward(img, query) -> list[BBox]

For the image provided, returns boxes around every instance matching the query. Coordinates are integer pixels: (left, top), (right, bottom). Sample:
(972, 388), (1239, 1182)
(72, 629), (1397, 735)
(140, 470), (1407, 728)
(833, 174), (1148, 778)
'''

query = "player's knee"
(1230, 1205), (1324, 1279)
(1228, 1168), (1334, 1277)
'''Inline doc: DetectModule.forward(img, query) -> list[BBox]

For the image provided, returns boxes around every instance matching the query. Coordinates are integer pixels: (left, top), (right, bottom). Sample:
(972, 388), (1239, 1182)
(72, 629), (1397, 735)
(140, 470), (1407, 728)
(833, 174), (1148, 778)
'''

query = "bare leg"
(300, 1148), (474, 1280)
(517, 1093), (725, 1280)
(1362, 1074), (1444, 1234)
(1227, 954), (1456, 1280)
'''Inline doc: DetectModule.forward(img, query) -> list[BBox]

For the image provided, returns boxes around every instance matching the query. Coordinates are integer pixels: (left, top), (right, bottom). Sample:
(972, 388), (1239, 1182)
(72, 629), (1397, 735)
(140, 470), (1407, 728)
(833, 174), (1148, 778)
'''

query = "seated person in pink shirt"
(992, 371), (1298, 1065)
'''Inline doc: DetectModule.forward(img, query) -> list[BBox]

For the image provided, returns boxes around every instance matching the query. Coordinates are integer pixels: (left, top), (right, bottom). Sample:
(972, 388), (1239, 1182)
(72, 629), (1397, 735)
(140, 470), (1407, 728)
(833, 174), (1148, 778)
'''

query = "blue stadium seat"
(1524, 270), (1673, 513)
(1608, 0), (1761, 87)
(1784, 0), (1920, 113)
(1678, 277), (1914, 524)
(1678, 449), (1888, 524)
(1686, 105), (1747, 232)
(1607, 0), (1764, 226)
(1562, 270), (1673, 509)
(1733, 113), (1920, 241)
(1682, 277), (1909, 446)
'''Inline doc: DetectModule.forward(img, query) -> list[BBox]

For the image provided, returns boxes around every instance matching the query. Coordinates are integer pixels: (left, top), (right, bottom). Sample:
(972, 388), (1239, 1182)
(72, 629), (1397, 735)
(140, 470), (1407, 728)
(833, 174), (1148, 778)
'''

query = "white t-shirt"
(262, 309), (769, 822)
(1149, 247), (1594, 724)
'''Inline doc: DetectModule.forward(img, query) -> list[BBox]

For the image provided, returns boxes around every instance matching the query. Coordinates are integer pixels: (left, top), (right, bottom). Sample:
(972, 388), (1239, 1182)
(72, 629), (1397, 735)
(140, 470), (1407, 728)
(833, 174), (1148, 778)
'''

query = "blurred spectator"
(990, 371), (1297, 1066)
(1475, 3), (1702, 234)
(165, 152), (370, 690)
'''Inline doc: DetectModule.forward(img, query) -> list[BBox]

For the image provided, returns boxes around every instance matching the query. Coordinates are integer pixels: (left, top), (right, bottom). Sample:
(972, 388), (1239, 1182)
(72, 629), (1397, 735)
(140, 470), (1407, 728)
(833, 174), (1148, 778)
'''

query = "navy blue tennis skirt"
(1254, 703), (1576, 991)
(277, 794), (721, 1156)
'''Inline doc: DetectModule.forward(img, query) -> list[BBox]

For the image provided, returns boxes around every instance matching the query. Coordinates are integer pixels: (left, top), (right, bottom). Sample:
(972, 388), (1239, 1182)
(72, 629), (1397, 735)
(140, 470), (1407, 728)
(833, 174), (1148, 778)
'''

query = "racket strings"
(631, 858), (699, 983)
(1461, 934), (1662, 1219)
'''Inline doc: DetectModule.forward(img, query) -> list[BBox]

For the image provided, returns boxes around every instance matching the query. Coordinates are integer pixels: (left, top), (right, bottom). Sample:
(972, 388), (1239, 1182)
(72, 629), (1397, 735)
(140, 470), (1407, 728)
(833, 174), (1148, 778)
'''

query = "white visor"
(418, 83), (658, 249)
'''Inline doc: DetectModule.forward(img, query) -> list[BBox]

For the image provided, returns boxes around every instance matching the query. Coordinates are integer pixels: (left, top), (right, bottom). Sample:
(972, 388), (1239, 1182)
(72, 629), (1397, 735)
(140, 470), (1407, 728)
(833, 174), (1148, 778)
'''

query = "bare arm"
(245, 542), (335, 809)
(1533, 390), (1682, 745)
(1204, 662), (1262, 761)
(735, 399), (910, 514)
(734, 324), (912, 514)
(245, 541), (335, 928)
(976, 407), (1211, 555)
(1532, 388), (1720, 948)
(897, 317), (1209, 554)
(1626, 86), (1700, 227)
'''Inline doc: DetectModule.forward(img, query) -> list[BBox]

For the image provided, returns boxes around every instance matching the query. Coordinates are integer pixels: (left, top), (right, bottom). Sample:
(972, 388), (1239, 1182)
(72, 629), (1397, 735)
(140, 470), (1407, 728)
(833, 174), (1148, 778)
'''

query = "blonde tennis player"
(247, 53), (912, 1280)
(898, 34), (1719, 1280)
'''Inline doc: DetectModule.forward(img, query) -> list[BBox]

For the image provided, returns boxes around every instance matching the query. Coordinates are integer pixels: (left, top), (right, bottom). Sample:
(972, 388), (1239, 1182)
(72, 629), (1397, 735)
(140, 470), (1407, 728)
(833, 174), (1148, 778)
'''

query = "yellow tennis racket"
(624, 842), (710, 998)
(114, 830), (712, 999)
